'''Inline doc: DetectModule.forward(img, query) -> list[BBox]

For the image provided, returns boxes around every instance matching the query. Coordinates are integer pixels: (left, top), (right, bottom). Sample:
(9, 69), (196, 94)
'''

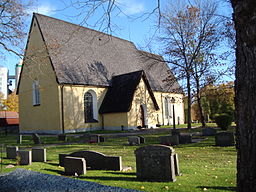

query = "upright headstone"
(17, 150), (32, 165)
(17, 135), (22, 144)
(202, 128), (217, 136)
(58, 134), (67, 141)
(64, 156), (86, 176)
(138, 136), (145, 144)
(160, 135), (179, 146)
(89, 135), (100, 143)
(32, 148), (46, 162)
(135, 145), (178, 182)
(6, 146), (18, 159)
(32, 133), (41, 144)
(215, 132), (235, 146)
(128, 136), (140, 145)
(59, 153), (69, 167)
(179, 133), (192, 144)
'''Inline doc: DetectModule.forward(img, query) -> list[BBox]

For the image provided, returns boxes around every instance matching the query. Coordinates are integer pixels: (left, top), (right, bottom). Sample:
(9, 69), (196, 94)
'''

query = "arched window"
(84, 90), (98, 123)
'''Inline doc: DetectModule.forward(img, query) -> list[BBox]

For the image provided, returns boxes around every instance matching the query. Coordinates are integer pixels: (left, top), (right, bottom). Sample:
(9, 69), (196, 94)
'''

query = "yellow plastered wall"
(18, 18), (61, 133)
(128, 78), (159, 128)
(154, 92), (185, 126)
(103, 113), (128, 130)
(62, 85), (107, 132)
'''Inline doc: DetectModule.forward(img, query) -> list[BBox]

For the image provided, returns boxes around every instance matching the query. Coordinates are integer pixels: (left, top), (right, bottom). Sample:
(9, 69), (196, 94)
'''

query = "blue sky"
(3, 0), (233, 85)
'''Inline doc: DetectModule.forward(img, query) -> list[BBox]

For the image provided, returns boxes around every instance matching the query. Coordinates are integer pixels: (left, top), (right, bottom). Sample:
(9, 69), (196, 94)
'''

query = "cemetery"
(0, 125), (236, 192)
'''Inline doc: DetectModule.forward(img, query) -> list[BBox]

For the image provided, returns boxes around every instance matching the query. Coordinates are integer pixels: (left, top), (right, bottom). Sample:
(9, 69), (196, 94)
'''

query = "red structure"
(0, 111), (19, 126)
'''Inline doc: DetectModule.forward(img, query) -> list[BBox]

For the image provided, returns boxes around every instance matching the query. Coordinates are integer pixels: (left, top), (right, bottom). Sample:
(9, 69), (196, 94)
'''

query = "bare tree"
(158, 0), (224, 129)
(231, 0), (256, 191)
(0, 0), (31, 57)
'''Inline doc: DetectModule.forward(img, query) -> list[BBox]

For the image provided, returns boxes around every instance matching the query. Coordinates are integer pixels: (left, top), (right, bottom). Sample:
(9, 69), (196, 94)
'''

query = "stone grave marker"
(128, 136), (140, 145)
(17, 150), (32, 165)
(202, 128), (217, 136)
(89, 135), (100, 143)
(64, 156), (86, 176)
(32, 148), (46, 162)
(138, 136), (145, 144)
(6, 146), (18, 159)
(135, 145), (179, 182)
(59, 151), (122, 171)
(160, 135), (179, 146)
(17, 135), (22, 144)
(179, 133), (192, 144)
(215, 132), (235, 146)
(32, 133), (41, 144)
(58, 134), (67, 141)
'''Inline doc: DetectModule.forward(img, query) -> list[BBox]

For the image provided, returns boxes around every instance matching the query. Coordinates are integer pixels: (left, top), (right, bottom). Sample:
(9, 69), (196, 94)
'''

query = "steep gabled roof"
(28, 13), (182, 93)
(99, 70), (159, 114)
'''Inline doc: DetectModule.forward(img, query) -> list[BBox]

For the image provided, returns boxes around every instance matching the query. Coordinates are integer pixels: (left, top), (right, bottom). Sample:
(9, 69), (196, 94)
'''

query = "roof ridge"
(33, 13), (136, 47)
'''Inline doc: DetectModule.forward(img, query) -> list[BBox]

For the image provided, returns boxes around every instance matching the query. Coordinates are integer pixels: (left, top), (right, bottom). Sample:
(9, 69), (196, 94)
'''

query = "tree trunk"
(195, 77), (206, 127)
(231, 0), (256, 191)
(187, 72), (192, 129)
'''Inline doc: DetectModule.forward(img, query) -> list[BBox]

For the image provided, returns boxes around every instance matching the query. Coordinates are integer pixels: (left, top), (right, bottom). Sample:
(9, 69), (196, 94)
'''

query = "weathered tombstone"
(128, 136), (140, 145)
(138, 136), (145, 144)
(202, 127), (217, 136)
(32, 133), (41, 144)
(32, 148), (46, 162)
(59, 154), (69, 166)
(179, 133), (192, 144)
(17, 150), (32, 165)
(99, 136), (105, 142)
(64, 156), (86, 176)
(58, 134), (67, 141)
(89, 135), (100, 143)
(135, 145), (178, 182)
(6, 146), (18, 159)
(160, 135), (179, 146)
(215, 132), (235, 146)
(59, 151), (122, 171)
(173, 153), (181, 176)
(17, 135), (22, 144)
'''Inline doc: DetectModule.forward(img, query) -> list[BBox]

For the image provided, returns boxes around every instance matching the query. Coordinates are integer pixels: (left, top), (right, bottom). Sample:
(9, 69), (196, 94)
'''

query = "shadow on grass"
(107, 172), (136, 176)
(44, 168), (63, 175)
(47, 162), (59, 166)
(79, 175), (137, 182)
(197, 186), (236, 191)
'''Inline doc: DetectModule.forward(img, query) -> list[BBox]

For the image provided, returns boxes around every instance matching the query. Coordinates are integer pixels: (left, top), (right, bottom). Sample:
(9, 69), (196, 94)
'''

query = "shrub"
(215, 113), (233, 130)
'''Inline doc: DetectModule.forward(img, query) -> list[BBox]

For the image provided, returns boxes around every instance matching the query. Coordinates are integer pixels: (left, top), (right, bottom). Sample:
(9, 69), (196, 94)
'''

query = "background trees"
(158, 1), (224, 128)
(0, 0), (31, 57)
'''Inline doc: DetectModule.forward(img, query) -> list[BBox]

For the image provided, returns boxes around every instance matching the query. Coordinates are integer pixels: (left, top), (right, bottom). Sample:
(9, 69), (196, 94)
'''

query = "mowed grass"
(0, 127), (236, 192)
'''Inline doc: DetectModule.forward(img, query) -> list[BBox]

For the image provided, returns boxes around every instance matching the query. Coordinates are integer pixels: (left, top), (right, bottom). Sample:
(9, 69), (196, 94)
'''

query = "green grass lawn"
(0, 127), (236, 192)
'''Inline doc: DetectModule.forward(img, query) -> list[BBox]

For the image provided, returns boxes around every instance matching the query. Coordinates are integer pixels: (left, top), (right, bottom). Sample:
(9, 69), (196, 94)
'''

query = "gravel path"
(0, 168), (141, 192)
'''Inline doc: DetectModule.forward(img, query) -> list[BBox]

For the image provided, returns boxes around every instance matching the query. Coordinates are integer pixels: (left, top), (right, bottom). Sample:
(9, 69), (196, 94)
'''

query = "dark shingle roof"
(33, 13), (182, 92)
(99, 70), (159, 114)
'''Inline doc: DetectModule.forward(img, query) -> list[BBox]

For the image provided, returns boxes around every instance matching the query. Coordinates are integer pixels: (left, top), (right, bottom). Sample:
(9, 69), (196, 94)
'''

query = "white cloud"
(117, 0), (145, 15)
(27, 4), (56, 16)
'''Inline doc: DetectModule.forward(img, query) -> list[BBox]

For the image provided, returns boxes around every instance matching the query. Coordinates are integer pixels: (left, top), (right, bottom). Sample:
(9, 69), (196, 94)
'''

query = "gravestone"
(6, 146), (18, 159)
(59, 151), (122, 171)
(173, 153), (181, 176)
(32, 133), (41, 144)
(202, 128), (217, 136)
(32, 148), (46, 162)
(89, 135), (100, 143)
(160, 135), (179, 146)
(17, 150), (32, 165)
(138, 136), (145, 144)
(128, 136), (140, 145)
(135, 145), (178, 182)
(64, 156), (86, 176)
(99, 136), (105, 142)
(215, 132), (235, 146)
(17, 135), (22, 144)
(58, 134), (67, 141)
(179, 133), (192, 144)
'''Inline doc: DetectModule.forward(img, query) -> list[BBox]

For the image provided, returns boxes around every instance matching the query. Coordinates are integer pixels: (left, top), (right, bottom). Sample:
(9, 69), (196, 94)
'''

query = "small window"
(32, 80), (40, 106)
(164, 97), (169, 118)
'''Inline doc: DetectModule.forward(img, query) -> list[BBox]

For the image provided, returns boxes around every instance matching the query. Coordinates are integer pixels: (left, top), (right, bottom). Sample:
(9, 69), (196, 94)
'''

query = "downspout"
(161, 93), (164, 125)
(60, 85), (65, 134)
(102, 114), (104, 130)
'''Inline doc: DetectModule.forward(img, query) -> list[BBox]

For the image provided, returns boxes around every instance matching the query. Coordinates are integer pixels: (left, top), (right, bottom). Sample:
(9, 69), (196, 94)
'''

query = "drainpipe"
(161, 93), (164, 125)
(60, 85), (65, 134)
